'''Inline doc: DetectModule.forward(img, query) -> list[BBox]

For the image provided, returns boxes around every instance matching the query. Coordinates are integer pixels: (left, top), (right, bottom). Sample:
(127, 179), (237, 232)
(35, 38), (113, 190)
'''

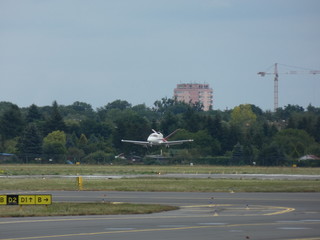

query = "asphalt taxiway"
(1, 191), (320, 240)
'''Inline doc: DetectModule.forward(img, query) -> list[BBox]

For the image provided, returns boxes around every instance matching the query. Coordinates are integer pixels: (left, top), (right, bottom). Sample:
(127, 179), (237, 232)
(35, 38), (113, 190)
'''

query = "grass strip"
(0, 202), (178, 217)
(1, 164), (320, 176)
(0, 178), (319, 192)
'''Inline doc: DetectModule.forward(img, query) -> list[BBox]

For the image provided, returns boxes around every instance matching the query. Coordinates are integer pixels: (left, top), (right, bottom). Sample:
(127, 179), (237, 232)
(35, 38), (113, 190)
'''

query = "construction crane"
(258, 63), (320, 111)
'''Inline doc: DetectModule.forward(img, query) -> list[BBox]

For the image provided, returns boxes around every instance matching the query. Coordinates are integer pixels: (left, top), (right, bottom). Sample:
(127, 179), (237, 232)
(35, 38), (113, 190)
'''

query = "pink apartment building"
(173, 83), (213, 111)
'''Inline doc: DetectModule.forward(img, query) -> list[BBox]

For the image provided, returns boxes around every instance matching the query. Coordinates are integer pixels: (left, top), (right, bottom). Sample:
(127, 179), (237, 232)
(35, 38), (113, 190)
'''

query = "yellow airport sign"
(19, 195), (36, 205)
(6, 195), (19, 205)
(0, 194), (52, 205)
(35, 195), (52, 205)
(0, 195), (7, 205)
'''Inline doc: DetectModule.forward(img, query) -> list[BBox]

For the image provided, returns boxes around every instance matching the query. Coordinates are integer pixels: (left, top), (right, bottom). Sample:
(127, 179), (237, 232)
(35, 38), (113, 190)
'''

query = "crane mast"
(258, 63), (320, 112)
(274, 63), (279, 111)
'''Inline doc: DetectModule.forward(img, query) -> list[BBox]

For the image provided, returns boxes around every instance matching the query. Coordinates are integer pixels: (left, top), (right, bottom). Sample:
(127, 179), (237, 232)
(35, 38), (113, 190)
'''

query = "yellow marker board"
(19, 195), (36, 205)
(0, 195), (7, 205)
(7, 195), (19, 205)
(35, 195), (52, 205)
(0, 195), (52, 205)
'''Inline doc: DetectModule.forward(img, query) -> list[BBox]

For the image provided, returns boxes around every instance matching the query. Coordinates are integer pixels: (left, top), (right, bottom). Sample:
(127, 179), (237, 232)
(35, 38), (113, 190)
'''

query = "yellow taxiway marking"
(181, 204), (295, 216)
(0, 214), (220, 225)
(0, 205), (295, 225)
(1, 221), (319, 240)
(263, 207), (295, 215)
(182, 204), (232, 208)
(290, 239), (320, 240)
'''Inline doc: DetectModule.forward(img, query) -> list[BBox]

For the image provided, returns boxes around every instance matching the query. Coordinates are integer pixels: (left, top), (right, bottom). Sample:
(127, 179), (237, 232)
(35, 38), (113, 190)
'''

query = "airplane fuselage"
(147, 133), (166, 145)
(121, 129), (193, 147)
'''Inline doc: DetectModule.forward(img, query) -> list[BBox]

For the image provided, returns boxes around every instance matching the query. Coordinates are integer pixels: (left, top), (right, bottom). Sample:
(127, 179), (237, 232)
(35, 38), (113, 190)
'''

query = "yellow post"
(77, 176), (83, 191)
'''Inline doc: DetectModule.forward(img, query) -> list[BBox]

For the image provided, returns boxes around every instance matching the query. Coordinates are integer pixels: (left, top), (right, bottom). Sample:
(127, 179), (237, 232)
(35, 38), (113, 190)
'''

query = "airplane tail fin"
(164, 129), (181, 140)
(152, 129), (160, 134)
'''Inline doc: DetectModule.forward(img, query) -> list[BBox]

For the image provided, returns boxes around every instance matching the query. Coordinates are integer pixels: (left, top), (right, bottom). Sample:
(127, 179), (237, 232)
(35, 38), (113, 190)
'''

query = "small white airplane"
(121, 129), (193, 147)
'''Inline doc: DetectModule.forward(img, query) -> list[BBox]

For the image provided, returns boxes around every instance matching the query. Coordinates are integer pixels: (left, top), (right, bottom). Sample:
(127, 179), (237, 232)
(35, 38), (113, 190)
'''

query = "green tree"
(275, 104), (304, 120)
(77, 133), (89, 153)
(0, 101), (16, 116)
(82, 150), (113, 164)
(26, 104), (42, 123)
(43, 130), (67, 161)
(104, 99), (131, 111)
(44, 101), (66, 134)
(78, 134), (88, 146)
(43, 130), (66, 145)
(70, 101), (94, 116)
(230, 104), (257, 146)
(97, 100), (131, 120)
(231, 142), (243, 165)
(224, 124), (242, 152)
(272, 129), (316, 160)
(79, 119), (113, 139)
(205, 114), (224, 142)
(0, 104), (24, 140)
(314, 117), (320, 143)
(182, 107), (201, 132)
(230, 104), (257, 129)
(258, 142), (287, 166)
(190, 130), (221, 156)
(160, 112), (180, 135)
(153, 97), (176, 115)
(307, 104), (320, 114)
(67, 147), (85, 163)
(18, 123), (42, 158)
(114, 113), (150, 153)
(2, 138), (18, 155)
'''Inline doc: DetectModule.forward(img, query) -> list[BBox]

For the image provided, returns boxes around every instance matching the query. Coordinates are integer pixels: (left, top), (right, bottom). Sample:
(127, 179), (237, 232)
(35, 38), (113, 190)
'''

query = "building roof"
(0, 153), (15, 156)
(299, 155), (320, 160)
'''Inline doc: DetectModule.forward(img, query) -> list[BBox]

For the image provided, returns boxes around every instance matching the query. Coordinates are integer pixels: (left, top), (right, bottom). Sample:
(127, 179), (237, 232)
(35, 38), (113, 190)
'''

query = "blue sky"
(1, 0), (319, 111)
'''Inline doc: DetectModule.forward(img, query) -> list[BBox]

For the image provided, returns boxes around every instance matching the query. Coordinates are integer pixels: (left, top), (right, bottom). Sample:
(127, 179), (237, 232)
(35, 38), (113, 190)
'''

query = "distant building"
(173, 83), (213, 111)
(299, 155), (320, 161)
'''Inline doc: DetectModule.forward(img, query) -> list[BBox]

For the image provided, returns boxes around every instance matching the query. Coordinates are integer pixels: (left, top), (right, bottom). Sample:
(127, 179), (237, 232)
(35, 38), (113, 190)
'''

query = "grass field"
(0, 202), (178, 217)
(0, 177), (319, 192)
(0, 164), (319, 192)
(1, 164), (320, 176)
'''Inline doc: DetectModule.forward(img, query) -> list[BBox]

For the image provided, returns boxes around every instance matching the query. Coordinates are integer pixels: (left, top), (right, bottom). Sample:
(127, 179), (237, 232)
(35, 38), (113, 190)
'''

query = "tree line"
(0, 99), (320, 166)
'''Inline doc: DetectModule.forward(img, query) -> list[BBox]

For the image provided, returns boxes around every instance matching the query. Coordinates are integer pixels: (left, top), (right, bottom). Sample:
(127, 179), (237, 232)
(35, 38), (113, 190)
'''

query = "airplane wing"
(160, 139), (194, 146)
(121, 140), (150, 147)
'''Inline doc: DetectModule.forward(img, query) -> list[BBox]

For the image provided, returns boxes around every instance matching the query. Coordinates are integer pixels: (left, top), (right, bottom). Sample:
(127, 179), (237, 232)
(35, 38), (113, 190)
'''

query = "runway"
(1, 191), (320, 240)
